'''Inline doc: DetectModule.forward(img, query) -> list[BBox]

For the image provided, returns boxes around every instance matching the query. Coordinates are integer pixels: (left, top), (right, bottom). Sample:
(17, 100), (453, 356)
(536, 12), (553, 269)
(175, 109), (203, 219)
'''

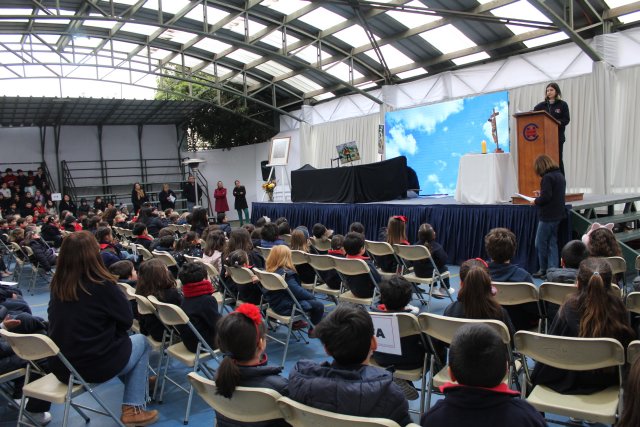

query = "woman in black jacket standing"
(58, 194), (76, 216)
(233, 180), (250, 226)
(158, 183), (176, 211)
(533, 82), (570, 175)
(131, 182), (148, 215)
(532, 154), (566, 280)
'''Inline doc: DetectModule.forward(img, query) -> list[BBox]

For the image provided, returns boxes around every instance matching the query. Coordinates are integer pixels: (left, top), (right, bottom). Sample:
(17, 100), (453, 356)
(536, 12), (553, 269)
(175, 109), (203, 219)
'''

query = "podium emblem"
(523, 123), (539, 141)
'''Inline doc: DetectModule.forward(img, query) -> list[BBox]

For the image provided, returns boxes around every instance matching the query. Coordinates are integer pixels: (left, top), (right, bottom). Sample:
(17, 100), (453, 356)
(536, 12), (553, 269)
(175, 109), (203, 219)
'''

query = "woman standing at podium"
(533, 82), (570, 175)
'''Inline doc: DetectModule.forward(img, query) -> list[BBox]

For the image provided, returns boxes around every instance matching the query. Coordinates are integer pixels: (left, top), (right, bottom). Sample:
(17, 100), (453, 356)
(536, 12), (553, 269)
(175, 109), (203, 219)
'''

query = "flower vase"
(268, 192), (274, 202)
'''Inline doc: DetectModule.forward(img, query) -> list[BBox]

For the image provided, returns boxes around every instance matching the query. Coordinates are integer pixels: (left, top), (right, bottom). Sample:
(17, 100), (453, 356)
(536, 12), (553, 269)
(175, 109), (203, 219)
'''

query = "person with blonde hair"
(532, 154), (566, 280)
(48, 231), (158, 426)
(265, 245), (324, 330)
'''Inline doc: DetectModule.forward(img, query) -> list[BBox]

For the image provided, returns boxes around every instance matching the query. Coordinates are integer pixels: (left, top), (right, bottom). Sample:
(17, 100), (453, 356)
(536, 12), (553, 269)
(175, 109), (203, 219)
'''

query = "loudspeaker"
(260, 160), (273, 181)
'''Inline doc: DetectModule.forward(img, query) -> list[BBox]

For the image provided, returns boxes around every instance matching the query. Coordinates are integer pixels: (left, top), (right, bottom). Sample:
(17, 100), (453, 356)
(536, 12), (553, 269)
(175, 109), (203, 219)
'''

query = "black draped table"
(291, 156), (408, 203)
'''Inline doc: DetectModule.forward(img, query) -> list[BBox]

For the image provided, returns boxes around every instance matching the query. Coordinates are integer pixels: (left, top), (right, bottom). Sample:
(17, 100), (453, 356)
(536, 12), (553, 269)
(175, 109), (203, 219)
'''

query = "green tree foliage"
(156, 68), (277, 151)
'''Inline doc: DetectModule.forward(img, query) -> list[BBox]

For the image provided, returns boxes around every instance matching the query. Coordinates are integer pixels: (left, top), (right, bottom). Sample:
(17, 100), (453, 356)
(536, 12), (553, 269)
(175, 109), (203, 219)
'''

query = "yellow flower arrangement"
(262, 180), (276, 200)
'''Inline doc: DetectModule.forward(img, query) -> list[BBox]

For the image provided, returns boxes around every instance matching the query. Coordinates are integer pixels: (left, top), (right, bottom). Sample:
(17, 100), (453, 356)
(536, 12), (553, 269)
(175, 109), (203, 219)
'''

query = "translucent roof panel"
(224, 17), (267, 36)
(282, 74), (322, 93)
(604, 0), (638, 6)
(396, 68), (428, 79)
(120, 23), (159, 36)
(229, 73), (260, 87)
(452, 51), (490, 65)
(226, 49), (262, 64)
(420, 24), (477, 54)
(83, 15), (118, 30)
(263, 0), (311, 16)
(201, 63), (233, 78)
(313, 92), (334, 101)
(184, 6), (230, 26)
(292, 44), (328, 64)
(110, 41), (141, 55)
(333, 25), (378, 48)
(523, 32), (569, 48)
(488, 1), (552, 36)
(72, 37), (103, 48)
(141, 0), (192, 15)
(323, 61), (364, 82)
(256, 60), (293, 77)
(364, 44), (414, 68)
(149, 48), (173, 60)
(193, 38), (232, 54)
(168, 55), (202, 68)
(158, 29), (198, 45)
(619, 11), (640, 23)
(385, 1), (440, 29)
(297, 7), (346, 31)
(0, 35), (23, 43)
(261, 29), (300, 49)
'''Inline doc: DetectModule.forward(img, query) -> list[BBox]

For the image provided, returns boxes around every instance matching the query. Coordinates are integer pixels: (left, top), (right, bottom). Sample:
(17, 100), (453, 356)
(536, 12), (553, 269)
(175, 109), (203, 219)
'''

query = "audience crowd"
(0, 175), (638, 427)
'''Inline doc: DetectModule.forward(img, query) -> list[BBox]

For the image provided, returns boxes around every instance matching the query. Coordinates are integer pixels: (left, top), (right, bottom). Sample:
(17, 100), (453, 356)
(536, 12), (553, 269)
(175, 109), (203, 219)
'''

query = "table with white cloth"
(454, 153), (518, 204)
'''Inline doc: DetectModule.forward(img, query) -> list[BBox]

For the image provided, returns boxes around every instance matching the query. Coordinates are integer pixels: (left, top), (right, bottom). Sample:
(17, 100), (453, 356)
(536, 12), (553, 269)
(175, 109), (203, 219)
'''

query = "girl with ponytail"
(214, 304), (289, 427)
(532, 257), (635, 394)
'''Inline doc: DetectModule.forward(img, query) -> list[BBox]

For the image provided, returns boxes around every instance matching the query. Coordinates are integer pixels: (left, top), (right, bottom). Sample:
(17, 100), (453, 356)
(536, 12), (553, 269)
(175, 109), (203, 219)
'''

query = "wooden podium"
(513, 110), (559, 197)
(512, 111), (582, 204)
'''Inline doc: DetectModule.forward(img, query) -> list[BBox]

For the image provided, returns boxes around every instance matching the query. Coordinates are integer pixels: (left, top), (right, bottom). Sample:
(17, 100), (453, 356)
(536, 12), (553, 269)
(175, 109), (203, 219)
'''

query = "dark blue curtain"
(251, 202), (572, 273)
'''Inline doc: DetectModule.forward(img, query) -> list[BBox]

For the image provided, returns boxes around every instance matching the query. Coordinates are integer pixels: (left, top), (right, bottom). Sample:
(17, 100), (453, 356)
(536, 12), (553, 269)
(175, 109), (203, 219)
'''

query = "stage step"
(589, 211), (640, 225)
(616, 229), (640, 244)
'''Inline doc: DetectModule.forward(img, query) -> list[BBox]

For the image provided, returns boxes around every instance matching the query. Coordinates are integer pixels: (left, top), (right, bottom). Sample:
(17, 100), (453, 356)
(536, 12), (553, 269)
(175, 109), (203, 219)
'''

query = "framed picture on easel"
(268, 137), (291, 166)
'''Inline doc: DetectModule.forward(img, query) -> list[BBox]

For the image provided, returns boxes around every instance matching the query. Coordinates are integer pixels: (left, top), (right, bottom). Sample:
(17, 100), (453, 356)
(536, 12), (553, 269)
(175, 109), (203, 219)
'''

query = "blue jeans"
(186, 201), (195, 212)
(236, 208), (250, 225)
(535, 220), (560, 273)
(118, 334), (151, 406)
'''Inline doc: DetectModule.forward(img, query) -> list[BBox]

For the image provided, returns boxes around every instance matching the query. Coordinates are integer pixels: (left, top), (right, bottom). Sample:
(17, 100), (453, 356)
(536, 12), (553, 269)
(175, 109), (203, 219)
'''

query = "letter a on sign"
(369, 313), (402, 355)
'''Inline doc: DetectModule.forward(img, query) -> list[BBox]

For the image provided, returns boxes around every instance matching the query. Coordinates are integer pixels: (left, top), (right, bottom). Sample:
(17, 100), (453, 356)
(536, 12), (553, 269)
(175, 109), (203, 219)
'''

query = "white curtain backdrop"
(299, 113), (381, 169)
(610, 65), (640, 193)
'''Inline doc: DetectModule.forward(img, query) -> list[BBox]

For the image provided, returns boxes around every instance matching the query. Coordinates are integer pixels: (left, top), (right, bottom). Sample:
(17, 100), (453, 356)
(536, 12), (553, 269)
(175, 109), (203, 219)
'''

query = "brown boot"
(120, 405), (158, 427)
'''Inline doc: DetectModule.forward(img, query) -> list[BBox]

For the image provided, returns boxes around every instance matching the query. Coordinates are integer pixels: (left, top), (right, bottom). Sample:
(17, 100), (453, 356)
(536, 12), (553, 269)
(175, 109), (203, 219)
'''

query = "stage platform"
(251, 193), (640, 273)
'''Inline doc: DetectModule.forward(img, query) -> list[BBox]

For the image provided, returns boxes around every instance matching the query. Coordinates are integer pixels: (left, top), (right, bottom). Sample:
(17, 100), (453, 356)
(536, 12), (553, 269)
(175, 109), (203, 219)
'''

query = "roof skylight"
(262, 0), (311, 15)
(452, 51), (490, 65)
(420, 24), (477, 54)
(523, 32), (569, 48)
(297, 7), (346, 31)
(333, 25), (378, 48)
(364, 44), (414, 67)
(385, 1), (440, 30)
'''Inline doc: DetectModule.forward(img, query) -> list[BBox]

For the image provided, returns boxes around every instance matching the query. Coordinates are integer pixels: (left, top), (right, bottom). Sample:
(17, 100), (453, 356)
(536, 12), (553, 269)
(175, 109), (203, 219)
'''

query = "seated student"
(444, 259), (515, 339)
(40, 216), (62, 248)
(214, 304), (290, 427)
(342, 232), (382, 298)
(349, 222), (365, 235)
(131, 222), (154, 250)
(413, 223), (452, 297)
(288, 228), (316, 285)
(136, 259), (182, 342)
(545, 240), (588, 284)
(259, 222), (285, 248)
(202, 229), (225, 273)
(77, 198), (91, 216)
(176, 231), (204, 258)
(223, 249), (263, 305)
(0, 311), (52, 424)
(23, 228), (57, 273)
(484, 227), (537, 331)
(96, 226), (133, 268)
(619, 352), (640, 427)
(420, 323), (546, 427)
(532, 257), (635, 394)
(316, 234), (345, 291)
(153, 234), (185, 274)
(264, 245), (325, 329)
(178, 262), (222, 353)
(216, 212), (232, 237)
(289, 303), (411, 426)
(372, 277), (426, 400)
(149, 227), (174, 251)
(376, 215), (409, 273)
(109, 260), (137, 288)
(311, 223), (332, 254)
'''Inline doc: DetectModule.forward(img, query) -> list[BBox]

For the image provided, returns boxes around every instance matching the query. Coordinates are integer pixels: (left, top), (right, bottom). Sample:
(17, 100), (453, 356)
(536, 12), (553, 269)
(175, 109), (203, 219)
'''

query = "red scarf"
(440, 382), (519, 396)
(183, 279), (214, 298)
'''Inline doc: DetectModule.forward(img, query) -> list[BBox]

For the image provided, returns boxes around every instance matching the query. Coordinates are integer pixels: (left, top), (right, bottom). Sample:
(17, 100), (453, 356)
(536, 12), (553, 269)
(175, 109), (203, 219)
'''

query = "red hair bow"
(235, 303), (262, 326)
(393, 215), (407, 223)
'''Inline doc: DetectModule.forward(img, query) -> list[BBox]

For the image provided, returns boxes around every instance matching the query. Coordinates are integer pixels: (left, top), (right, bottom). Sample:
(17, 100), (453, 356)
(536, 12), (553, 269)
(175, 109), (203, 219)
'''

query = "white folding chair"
(136, 244), (154, 261)
(539, 282), (576, 333)
(393, 244), (452, 310)
(290, 250), (316, 291)
(187, 372), (285, 425)
(332, 256), (380, 307)
(418, 313), (513, 412)
(0, 330), (125, 427)
(307, 253), (342, 302)
(253, 269), (312, 367)
(607, 256), (628, 295)
(364, 240), (400, 280)
(147, 296), (219, 424)
(309, 237), (331, 253)
(515, 331), (625, 425)
(491, 281), (542, 332)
